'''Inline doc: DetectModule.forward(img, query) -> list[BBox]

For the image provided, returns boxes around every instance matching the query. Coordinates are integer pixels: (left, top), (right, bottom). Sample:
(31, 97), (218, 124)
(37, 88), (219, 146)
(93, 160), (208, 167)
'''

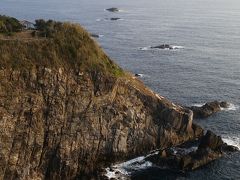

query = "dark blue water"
(1, 0), (240, 179)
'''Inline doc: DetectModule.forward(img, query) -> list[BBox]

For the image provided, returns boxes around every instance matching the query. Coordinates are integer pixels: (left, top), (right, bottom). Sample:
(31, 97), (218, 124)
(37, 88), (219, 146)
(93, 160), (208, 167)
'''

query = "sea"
(0, 0), (239, 179)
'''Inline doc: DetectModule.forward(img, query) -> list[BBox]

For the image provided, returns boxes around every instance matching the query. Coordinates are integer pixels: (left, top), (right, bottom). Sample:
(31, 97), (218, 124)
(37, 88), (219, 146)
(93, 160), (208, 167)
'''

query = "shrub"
(0, 15), (22, 34)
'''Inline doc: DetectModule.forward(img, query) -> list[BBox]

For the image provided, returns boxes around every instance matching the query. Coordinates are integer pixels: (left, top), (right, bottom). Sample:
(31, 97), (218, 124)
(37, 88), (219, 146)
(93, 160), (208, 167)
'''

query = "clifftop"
(0, 20), (123, 77)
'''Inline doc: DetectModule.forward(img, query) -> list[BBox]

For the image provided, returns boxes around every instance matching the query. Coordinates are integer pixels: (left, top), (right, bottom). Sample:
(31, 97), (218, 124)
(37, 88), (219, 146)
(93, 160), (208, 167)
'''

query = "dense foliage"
(34, 19), (62, 38)
(0, 15), (22, 34)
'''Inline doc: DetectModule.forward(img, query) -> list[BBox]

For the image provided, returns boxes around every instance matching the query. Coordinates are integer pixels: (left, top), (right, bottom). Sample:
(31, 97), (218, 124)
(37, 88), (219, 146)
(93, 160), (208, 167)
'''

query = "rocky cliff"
(0, 21), (203, 179)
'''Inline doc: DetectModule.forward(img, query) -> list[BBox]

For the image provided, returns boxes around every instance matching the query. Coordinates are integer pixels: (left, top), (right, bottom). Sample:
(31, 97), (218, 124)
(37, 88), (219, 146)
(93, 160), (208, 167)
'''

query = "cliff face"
(0, 68), (203, 179)
(0, 22), (203, 179)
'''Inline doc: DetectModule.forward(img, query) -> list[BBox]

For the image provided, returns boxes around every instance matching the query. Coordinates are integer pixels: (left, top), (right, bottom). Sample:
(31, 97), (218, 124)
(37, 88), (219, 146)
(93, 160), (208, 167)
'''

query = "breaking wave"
(191, 103), (238, 111)
(105, 151), (159, 179)
(221, 103), (239, 111)
(222, 136), (240, 150)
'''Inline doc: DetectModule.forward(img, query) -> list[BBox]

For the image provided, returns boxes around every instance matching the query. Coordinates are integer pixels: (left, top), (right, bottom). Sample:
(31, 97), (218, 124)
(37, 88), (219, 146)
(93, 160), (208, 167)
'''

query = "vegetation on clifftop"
(0, 16), (123, 77)
(0, 15), (22, 35)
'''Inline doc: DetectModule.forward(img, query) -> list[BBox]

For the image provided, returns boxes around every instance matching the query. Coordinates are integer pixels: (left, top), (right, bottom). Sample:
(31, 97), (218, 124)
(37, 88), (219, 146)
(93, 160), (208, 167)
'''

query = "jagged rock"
(188, 101), (229, 119)
(198, 130), (224, 151)
(145, 131), (238, 171)
(222, 144), (239, 152)
(192, 123), (204, 137)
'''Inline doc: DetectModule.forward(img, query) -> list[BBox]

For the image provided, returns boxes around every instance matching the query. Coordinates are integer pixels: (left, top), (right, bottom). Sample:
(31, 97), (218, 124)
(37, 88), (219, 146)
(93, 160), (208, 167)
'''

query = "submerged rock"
(188, 101), (230, 119)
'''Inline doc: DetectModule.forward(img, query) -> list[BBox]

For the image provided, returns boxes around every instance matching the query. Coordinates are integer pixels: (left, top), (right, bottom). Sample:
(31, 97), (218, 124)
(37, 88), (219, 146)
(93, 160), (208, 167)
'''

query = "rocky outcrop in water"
(109, 18), (121, 21)
(188, 101), (230, 119)
(151, 44), (173, 50)
(106, 8), (119, 12)
(145, 130), (238, 171)
(90, 33), (100, 38)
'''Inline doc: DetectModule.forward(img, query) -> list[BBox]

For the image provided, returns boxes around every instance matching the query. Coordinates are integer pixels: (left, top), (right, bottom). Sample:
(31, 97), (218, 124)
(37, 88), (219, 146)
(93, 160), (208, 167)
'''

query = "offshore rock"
(188, 101), (229, 119)
(106, 8), (120, 12)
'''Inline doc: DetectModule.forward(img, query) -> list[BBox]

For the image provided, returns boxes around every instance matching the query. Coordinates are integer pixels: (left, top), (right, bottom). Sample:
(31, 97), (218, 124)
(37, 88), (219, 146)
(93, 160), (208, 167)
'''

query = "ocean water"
(0, 0), (240, 179)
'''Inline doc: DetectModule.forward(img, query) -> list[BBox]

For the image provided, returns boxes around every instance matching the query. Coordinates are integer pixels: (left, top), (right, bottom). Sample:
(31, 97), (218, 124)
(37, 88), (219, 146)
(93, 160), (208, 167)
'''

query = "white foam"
(135, 73), (144, 77)
(96, 18), (102, 22)
(172, 146), (198, 155)
(222, 136), (240, 150)
(221, 103), (239, 111)
(191, 102), (238, 111)
(171, 45), (184, 49)
(139, 46), (151, 51)
(105, 155), (154, 179)
(191, 103), (205, 107)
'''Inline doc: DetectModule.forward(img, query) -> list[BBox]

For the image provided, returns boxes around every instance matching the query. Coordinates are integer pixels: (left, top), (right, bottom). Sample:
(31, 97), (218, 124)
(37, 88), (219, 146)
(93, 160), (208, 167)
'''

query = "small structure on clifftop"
(20, 20), (35, 30)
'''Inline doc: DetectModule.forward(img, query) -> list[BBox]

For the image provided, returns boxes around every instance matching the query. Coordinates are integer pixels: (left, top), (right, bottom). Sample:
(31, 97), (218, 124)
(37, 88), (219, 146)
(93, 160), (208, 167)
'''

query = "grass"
(0, 20), (124, 77)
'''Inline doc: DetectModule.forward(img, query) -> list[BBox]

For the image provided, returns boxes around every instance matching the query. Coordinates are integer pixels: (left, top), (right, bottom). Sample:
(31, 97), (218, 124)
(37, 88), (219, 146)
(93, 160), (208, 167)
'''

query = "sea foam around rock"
(222, 136), (240, 150)
(139, 45), (184, 51)
(105, 152), (158, 179)
(192, 102), (238, 111)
